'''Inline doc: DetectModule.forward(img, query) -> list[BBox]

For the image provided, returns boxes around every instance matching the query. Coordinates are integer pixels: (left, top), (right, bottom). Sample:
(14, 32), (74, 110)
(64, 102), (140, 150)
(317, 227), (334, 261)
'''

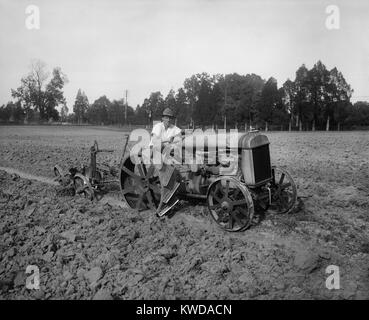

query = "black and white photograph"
(0, 0), (368, 303)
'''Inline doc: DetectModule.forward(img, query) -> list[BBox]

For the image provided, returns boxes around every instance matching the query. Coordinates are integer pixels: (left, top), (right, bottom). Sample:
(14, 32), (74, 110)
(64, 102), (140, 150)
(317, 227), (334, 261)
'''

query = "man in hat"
(150, 107), (182, 147)
(149, 108), (182, 217)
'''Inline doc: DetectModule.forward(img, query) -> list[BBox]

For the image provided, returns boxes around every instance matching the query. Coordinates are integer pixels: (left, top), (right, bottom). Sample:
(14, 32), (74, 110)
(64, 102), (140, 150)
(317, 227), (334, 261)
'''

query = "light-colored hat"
(162, 108), (174, 117)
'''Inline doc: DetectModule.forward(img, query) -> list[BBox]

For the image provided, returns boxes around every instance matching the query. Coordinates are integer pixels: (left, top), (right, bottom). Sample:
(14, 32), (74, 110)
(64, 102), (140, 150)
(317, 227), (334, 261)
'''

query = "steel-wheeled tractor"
(120, 130), (297, 232)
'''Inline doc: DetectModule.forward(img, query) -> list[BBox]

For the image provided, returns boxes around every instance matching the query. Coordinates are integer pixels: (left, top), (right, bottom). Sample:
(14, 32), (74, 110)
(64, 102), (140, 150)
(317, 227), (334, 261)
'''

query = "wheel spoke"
(280, 182), (291, 189)
(277, 198), (283, 211)
(215, 184), (224, 197)
(238, 207), (249, 218)
(146, 165), (155, 179)
(135, 193), (144, 210)
(225, 180), (229, 198)
(233, 188), (240, 199)
(125, 194), (139, 200)
(231, 210), (244, 226)
(149, 183), (161, 193)
(209, 203), (221, 210)
(279, 193), (289, 208)
(121, 166), (141, 180)
(213, 193), (222, 204)
(146, 191), (155, 210)
(122, 187), (136, 195)
(279, 173), (285, 185)
(231, 199), (247, 206)
(137, 163), (145, 177)
(149, 183), (161, 195)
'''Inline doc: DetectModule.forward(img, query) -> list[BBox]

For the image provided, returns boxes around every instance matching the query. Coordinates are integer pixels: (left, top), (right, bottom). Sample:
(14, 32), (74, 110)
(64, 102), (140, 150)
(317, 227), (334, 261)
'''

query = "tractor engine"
(179, 130), (272, 194)
(182, 165), (219, 195)
(180, 159), (241, 195)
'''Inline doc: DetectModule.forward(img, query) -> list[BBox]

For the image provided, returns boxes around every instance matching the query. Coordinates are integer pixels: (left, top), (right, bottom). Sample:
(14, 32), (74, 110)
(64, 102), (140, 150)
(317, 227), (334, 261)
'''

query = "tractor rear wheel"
(120, 156), (161, 211)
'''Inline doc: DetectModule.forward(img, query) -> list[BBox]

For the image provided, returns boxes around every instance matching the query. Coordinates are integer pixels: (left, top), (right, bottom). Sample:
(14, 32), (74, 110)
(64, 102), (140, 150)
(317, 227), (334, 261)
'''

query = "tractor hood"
(182, 130), (270, 150)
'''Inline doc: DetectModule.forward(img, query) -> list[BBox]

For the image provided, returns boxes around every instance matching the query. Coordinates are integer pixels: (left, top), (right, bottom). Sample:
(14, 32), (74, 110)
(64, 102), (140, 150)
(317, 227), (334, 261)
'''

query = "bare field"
(0, 125), (368, 299)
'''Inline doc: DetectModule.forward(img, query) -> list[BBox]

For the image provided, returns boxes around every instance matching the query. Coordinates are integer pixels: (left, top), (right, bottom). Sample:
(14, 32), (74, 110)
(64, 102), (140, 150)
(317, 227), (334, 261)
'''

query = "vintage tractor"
(119, 130), (297, 232)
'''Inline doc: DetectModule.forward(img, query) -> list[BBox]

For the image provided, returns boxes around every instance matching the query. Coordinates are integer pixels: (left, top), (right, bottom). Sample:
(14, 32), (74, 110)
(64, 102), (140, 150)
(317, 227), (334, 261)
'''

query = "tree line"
(2, 59), (369, 130)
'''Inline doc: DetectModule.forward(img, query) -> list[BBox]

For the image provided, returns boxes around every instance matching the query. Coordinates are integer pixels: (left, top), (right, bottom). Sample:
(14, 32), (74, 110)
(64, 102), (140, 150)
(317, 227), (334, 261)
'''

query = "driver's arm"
(170, 127), (183, 143)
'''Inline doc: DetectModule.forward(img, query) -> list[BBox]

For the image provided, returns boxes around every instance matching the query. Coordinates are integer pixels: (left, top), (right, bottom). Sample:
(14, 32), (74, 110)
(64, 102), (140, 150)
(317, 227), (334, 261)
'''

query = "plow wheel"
(207, 177), (254, 232)
(53, 165), (64, 181)
(74, 175), (95, 200)
(269, 166), (297, 214)
(120, 156), (161, 211)
(53, 165), (71, 186)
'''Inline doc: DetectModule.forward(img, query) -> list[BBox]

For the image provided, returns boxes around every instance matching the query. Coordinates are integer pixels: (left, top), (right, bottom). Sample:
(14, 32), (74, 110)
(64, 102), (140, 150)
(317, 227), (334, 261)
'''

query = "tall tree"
(44, 67), (68, 121)
(216, 73), (264, 129)
(141, 91), (164, 120)
(11, 60), (67, 121)
(327, 67), (353, 130)
(86, 96), (110, 125)
(174, 88), (189, 126)
(282, 79), (296, 130)
(193, 80), (215, 127)
(11, 60), (48, 120)
(60, 103), (69, 122)
(183, 73), (214, 126)
(73, 89), (89, 124)
(306, 61), (331, 130)
(210, 83), (223, 127)
(258, 77), (280, 130)
(0, 101), (24, 122)
(107, 99), (123, 125)
(346, 102), (369, 127)
(164, 89), (176, 109)
(293, 64), (311, 130)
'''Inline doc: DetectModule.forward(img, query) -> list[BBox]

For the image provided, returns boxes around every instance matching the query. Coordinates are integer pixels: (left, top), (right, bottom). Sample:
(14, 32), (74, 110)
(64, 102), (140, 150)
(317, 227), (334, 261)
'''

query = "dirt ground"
(0, 125), (368, 300)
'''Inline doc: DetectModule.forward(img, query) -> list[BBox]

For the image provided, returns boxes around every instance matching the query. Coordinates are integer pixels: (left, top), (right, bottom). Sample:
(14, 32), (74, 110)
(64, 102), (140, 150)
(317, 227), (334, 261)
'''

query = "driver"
(150, 108), (182, 148)
(149, 108), (182, 217)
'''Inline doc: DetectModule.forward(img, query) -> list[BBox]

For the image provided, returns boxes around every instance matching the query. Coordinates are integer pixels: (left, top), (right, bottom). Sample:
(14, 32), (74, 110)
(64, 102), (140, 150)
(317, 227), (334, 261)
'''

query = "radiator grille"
(252, 144), (271, 183)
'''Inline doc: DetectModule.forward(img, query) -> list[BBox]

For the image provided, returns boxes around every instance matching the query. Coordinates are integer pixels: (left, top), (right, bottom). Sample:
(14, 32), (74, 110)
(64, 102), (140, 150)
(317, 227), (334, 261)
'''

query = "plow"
(53, 139), (124, 201)
(54, 129), (298, 232)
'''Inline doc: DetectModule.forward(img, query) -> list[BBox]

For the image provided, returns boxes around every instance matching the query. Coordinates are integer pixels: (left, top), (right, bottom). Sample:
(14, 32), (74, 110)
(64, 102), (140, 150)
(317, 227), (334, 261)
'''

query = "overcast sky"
(0, 0), (368, 111)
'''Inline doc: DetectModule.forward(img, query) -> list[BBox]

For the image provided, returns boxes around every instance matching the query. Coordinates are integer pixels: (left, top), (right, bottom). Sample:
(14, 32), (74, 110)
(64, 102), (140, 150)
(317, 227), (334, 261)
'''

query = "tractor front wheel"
(207, 177), (254, 232)
(269, 166), (297, 214)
